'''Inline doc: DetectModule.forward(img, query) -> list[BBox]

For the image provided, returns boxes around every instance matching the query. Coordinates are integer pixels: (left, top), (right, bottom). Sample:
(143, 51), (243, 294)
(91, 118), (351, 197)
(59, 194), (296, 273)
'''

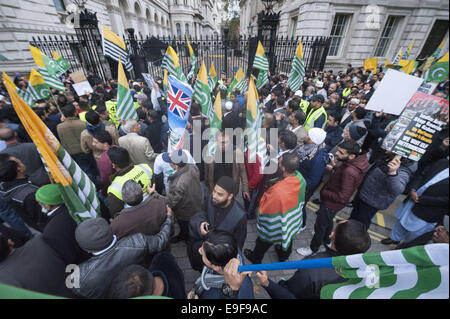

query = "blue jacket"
(324, 125), (343, 152)
(298, 147), (329, 190)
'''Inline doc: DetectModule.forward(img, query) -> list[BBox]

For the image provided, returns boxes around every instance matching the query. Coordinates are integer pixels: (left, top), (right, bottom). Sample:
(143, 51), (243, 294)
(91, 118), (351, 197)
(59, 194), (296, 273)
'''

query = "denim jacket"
(72, 215), (172, 299)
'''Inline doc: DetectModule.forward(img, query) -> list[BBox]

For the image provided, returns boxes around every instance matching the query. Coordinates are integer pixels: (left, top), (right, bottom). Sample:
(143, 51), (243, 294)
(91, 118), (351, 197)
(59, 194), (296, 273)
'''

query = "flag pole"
(238, 258), (334, 272)
(49, 89), (63, 115)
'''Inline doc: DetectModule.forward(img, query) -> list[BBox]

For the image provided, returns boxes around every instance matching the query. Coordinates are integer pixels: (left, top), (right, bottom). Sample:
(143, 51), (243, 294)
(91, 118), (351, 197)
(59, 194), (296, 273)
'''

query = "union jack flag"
(167, 76), (192, 119)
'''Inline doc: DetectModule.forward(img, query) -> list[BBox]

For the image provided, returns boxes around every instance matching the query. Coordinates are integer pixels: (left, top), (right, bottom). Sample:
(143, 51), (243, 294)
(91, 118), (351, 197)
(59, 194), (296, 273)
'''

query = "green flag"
(117, 59), (138, 120)
(193, 60), (212, 118)
(42, 54), (62, 77)
(227, 67), (245, 97)
(320, 244), (449, 299)
(16, 87), (35, 107)
(287, 41), (305, 92)
(162, 46), (187, 83)
(53, 50), (71, 74)
(426, 52), (449, 83)
(29, 45), (66, 92)
(27, 69), (51, 101)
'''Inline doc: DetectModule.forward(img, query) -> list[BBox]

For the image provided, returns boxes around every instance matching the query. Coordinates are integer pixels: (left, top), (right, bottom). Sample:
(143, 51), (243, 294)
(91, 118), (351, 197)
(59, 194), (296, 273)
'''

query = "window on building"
(374, 16), (402, 57)
(329, 14), (351, 56)
(418, 19), (449, 59)
(290, 16), (298, 38)
(176, 23), (182, 37)
(53, 0), (65, 11)
(185, 23), (189, 36)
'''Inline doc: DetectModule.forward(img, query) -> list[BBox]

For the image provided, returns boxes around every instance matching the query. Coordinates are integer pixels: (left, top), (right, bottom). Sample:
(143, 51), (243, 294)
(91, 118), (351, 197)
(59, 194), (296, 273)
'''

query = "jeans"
(0, 199), (32, 239)
(310, 204), (338, 253)
(349, 196), (380, 230)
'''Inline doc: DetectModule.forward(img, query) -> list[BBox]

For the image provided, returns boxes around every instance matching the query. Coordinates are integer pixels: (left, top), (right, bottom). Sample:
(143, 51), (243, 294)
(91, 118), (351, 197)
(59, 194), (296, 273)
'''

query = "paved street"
(170, 190), (402, 299)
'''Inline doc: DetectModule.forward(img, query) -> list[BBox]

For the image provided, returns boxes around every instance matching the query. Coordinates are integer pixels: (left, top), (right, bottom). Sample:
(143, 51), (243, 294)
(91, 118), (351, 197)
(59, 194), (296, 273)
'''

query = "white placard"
(72, 81), (93, 96)
(366, 69), (424, 115)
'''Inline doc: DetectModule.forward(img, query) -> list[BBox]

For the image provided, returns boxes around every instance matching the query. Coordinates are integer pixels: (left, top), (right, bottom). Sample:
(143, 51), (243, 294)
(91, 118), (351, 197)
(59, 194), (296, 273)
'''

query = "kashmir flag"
(2, 72), (99, 223)
(193, 60), (212, 118)
(287, 40), (305, 92)
(254, 41), (269, 90)
(256, 170), (306, 251)
(227, 67), (246, 96)
(392, 48), (403, 65)
(364, 58), (378, 71)
(16, 87), (34, 107)
(116, 59), (138, 120)
(426, 52), (449, 83)
(398, 59), (415, 75)
(101, 26), (133, 72)
(320, 244), (449, 299)
(402, 40), (415, 59)
(29, 45), (65, 92)
(431, 38), (446, 59)
(208, 62), (217, 93)
(53, 50), (71, 74)
(162, 46), (187, 83)
(27, 69), (51, 101)
(186, 35), (198, 81)
(207, 91), (223, 156)
(246, 75), (260, 163)
(163, 69), (168, 94)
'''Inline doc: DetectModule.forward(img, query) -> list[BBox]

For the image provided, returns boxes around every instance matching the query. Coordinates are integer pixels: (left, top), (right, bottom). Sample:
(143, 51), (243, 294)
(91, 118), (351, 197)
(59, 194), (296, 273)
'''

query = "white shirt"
(153, 150), (196, 191)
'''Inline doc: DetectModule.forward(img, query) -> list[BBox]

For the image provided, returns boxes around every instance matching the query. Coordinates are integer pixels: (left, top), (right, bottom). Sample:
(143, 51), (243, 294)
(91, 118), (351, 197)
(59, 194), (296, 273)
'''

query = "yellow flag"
(163, 69), (168, 88)
(29, 69), (46, 86)
(166, 45), (180, 68)
(400, 60), (415, 74)
(197, 60), (208, 85)
(364, 58), (378, 70)
(213, 91), (222, 121)
(209, 61), (217, 79)
(52, 50), (61, 61)
(437, 51), (449, 63)
(422, 56), (435, 72)
(235, 67), (245, 82)
(29, 45), (46, 68)
(102, 25), (127, 51)
(246, 74), (259, 120)
(406, 40), (415, 57)
(186, 35), (194, 57)
(2, 72), (71, 185)
(296, 41), (304, 59)
(118, 58), (128, 88)
(256, 41), (265, 56)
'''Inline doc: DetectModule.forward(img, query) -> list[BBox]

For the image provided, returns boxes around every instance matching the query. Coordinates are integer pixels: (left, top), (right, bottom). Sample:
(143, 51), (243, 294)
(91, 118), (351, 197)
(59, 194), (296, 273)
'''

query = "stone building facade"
(0, 0), (226, 74)
(240, 0), (449, 71)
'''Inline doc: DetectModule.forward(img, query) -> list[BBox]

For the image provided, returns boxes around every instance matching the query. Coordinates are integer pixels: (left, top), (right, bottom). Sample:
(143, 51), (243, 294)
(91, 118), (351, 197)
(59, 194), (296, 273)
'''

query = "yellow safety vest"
(299, 99), (310, 114)
(134, 101), (140, 110)
(341, 87), (351, 106)
(79, 111), (87, 122)
(305, 106), (327, 131)
(105, 100), (121, 128)
(107, 164), (153, 201)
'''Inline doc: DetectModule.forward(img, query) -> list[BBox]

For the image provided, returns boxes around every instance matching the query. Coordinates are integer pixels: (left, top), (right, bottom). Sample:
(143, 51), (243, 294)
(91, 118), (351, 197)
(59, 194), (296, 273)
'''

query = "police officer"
(304, 94), (327, 131)
(107, 147), (153, 217)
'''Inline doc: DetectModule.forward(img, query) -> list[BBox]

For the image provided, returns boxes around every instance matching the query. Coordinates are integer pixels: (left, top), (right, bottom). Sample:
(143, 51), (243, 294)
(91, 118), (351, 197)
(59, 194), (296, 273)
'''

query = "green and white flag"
(27, 69), (51, 101)
(16, 87), (35, 107)
(227, 67), (245, 97)
(426, 52), (449, 83)
(253, 41), (269, 91)
(117, 59), (138, 120)
(29, 45), (65, 92)
(320, 244), (449, 299)
(186, 35), (198, 81)
(287, 40), (305, 92)
(256, 70), (269, 91)
(42, 54), (63, 77)
(208, 62), (218, 93)
(193, 60), (212, 118)
(53, 50), (71, 74)
(246, 75), (260, 163)
(207, 92), (223, 156)
(162, 46), (187, 83)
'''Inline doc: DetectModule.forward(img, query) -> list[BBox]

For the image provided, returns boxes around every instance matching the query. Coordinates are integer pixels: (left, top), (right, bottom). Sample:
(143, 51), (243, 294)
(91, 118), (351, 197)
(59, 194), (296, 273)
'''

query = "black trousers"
(310, 204), (338, 253)
(349, 196), (379, 230)
(187, 240), (204, 272)
(302, 187), (316, 228)
(177, 219), (190, 240)
(251, 237), (293, 263)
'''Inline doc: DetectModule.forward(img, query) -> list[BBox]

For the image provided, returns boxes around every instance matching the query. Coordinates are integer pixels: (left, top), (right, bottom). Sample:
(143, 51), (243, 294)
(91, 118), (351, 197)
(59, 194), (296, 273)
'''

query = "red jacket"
(321, 154), (369, 211)
(245, 152), (264, 190)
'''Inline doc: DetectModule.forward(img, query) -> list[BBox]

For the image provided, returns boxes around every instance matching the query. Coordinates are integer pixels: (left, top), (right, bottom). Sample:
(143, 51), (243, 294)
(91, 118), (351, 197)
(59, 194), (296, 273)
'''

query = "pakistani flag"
(27, 69), (51, 101)
(287, 40), (305, 92)
(53, 50), (71, 74)
(207, 91), (223, 156)
(162, 46), (187, 83)
(320, 244), (449, 299)
(208, 62), (218, 93)
(116, 59), (138, 121)
(2, 72), (99, 223)
(253, 41), (269, 90)
(227, 67), (246, 97)
(426, 52), (449, 83)
(186, 35), (198, 81)
(193, 60), (212, 118)
(29, 45), (65, 92)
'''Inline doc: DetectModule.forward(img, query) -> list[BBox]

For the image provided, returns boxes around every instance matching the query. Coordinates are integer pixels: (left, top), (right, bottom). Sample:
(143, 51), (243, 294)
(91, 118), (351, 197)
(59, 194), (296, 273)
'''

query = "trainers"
(296, 247), (314, 257)
(381, 238), (399, 245)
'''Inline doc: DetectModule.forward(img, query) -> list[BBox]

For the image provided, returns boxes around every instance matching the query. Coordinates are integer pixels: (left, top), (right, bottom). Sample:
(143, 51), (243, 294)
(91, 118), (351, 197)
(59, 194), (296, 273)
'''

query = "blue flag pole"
(238, 258), (334, 272)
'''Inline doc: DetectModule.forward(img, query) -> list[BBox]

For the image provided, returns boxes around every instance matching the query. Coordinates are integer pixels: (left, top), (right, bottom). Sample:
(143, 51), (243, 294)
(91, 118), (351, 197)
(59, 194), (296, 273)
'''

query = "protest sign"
(366, 69), (423, 115)
(70, 70), (93, 96)
(381, 92), (448, 161)
(417, 81), (438, 95)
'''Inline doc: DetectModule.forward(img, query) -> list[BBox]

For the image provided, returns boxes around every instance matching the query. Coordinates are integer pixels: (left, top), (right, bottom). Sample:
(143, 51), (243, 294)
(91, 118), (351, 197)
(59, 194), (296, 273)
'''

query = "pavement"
(170, 189), (404, 299)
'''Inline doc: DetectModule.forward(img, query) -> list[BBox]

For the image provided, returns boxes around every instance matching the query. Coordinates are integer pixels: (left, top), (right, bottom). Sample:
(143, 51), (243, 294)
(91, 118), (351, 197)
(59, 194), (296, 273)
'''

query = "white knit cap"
(308, 128), (327, 145)
(225, 101), (233, 111)
(294, 90), (303, 98)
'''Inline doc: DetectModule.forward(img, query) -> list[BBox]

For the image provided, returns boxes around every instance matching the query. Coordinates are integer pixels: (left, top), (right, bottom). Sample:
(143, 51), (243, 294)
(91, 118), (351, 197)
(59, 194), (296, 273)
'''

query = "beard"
(212, 197), (229, 208)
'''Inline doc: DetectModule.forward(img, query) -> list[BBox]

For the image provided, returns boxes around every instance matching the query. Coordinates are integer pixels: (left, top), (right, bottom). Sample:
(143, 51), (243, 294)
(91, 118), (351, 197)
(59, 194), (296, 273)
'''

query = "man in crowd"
(287, 110), (307, 148)
(305, 94), (327, 131)
(188, 176), (247, 272)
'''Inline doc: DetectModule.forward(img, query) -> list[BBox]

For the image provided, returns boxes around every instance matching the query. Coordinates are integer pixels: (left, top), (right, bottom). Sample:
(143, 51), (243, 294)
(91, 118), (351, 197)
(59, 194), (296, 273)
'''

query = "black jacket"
(143, 121), (164, 153)
(263, 250), (346, 299)
(409, 158), (449, 224)
(0, 235), (76, 298)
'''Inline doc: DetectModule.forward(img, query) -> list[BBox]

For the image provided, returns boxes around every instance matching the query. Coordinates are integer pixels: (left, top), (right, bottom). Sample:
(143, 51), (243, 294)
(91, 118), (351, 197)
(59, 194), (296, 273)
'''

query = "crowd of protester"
(0, 62), (448, 299)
